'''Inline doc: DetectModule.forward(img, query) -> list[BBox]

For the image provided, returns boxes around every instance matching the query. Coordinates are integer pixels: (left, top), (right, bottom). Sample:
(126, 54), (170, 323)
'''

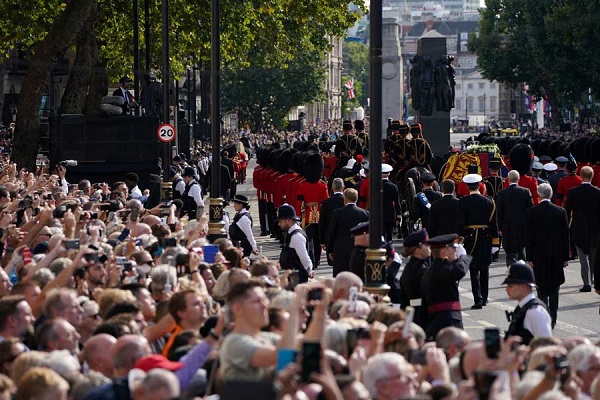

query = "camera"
(59, 160), (78, 167)
(53, 205), (67, 219)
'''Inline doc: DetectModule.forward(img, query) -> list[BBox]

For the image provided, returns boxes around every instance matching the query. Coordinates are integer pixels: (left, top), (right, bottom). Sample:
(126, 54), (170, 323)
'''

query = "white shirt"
(235, 210), (257, 251)
(197, 158), (210, 175)
(288, 224), (313, 273)
(174, 179), (186, 196)
(519, 292), (553, 337)
(130, 185), (143, 200)
(187, 180), (204, 207)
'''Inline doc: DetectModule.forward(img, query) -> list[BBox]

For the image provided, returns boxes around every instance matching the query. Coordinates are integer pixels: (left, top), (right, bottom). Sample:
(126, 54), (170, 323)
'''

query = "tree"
(469, 0), (600, 126)
(342, 41), (369, 107)
(221, 46), (326, 130)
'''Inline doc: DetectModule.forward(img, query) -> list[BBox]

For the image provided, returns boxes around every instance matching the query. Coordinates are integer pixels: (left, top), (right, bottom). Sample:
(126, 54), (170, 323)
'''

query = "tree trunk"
(546, 90), (561, 128)
(0, 58), (6, 124)
(60, 4), (98, 114)
(12, 0), (95, 170)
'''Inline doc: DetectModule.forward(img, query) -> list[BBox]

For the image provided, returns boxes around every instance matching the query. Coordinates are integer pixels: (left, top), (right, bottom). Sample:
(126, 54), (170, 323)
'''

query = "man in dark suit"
(526, 183), (570, 328)
(327, 188), (369, 276)
(566, 166), (600, 292)
(113, 75), (136, 115)
(319, 178), (345, 266)
(411, 172), (442, 230)
(457, 173), (499, 309)
(496, 170), (534, 266)
(381, 163), (402, 242)
(428, 179), (459, 237)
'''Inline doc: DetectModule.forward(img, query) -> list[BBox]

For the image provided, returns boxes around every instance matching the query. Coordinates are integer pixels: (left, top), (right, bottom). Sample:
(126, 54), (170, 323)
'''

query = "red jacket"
(555, 174), (582, 207)
(358, 177), (370, 209)
(296, 180), (329, 227)
(503, 175), (539, 204)
(457, 181), (487, 198)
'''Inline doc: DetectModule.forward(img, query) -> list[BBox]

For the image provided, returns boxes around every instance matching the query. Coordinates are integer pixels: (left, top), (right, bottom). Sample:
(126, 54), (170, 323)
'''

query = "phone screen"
(484, 328), (501, 359)
(301, 341), (321, 382)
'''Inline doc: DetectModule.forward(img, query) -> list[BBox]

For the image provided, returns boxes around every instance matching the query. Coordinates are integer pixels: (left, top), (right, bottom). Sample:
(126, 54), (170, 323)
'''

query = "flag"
(345, 78), (355, 100)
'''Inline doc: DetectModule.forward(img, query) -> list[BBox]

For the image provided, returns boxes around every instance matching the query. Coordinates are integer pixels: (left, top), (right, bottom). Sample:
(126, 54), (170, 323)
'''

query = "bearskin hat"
(548, 140), (563, 160)
(291, 151), (305, 174)
(590, 138), (600, 164)
(302, 151), (324, 183)
(269, 149), (284, 172)
(256, 146), (269, 167)
(509, 144), (535, 175)
(559, 142), (571, 160)
(497, 137), (509, 155)
(530, 139), (542, 156)
(293, 141), (310, 152)
(305, 142), (320, 153)
(517, 137), (531, 146)
(572, 137), (588, 163)
(354, 120), (365, 131)
(537, 139), (550, 157)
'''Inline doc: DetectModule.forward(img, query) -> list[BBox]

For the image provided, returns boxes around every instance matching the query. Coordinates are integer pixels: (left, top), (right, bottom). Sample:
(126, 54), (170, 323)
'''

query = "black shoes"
(579, 285), (592, 292)
(260, 231), (270, 236)
(471, 303), (483, 310)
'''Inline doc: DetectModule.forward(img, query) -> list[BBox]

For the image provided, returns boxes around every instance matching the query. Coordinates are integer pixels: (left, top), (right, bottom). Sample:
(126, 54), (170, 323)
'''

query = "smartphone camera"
(307, 287), (323, 301)
(83, 252), (100, 263)
(301, 341), (321, 382)
(65, 239), (80, 250)
(484, 327), (501, 359)
(407, 349), (427, 365)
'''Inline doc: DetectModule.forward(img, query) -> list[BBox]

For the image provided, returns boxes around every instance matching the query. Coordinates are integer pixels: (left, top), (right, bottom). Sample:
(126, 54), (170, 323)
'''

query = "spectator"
(15, 367), (69, 400)
(82, 334), (117, 379)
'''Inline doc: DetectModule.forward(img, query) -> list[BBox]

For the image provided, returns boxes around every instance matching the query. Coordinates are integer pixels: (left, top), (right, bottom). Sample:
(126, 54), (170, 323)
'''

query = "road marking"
(478, 320), (496, 327)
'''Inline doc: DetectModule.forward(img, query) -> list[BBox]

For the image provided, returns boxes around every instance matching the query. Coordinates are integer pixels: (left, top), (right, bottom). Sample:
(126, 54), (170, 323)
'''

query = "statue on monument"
(410, 54), (456, 116)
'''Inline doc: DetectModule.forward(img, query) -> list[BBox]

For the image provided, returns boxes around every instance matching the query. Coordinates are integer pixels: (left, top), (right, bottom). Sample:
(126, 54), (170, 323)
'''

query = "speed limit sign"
(157, 123), (176, 143)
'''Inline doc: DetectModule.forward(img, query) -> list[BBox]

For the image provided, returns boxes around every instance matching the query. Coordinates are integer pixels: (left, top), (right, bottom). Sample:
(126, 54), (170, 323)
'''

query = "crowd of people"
(0, 118), (598, 400)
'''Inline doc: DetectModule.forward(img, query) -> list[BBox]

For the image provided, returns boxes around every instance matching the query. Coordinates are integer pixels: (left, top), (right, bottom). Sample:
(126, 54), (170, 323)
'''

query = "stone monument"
(381, 18), (403, 130)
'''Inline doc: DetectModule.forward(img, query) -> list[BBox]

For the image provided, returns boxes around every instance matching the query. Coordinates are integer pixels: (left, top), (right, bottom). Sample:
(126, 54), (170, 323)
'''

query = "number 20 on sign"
(157, 124), (176, 143)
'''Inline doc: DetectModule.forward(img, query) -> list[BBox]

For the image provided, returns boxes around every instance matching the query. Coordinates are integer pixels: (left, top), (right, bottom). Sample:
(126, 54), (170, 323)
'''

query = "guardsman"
(252, 146), (270, 236)
(555, 161), (581, 207)
(335, 120), (363, 158)
(384, 120), (411, 175)
(503, 144), (539, 205)
(355, 119), (369, 157)
(457, 173), (499, 310)
(411, 172), (442, 230)
(548, 156), (569, 202)
(483, 158), (504, 201)
(456, 164), (487, 198)
(398, 228), (431, 329)
(422, 233), (472, 341)
(296, 151), (329, 269)
(357, 162), (370, 210)
(409, 124), (433, 170)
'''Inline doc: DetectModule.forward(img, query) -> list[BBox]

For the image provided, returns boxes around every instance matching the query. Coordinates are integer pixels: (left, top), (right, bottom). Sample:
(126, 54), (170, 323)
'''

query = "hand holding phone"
(301, 341), (321, 382)
(484, 327), (501, 359)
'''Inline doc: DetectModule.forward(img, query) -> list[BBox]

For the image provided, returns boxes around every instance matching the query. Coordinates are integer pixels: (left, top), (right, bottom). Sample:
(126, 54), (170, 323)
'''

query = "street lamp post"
(465, 92), (468, 128)
(483, 93), (486, 128)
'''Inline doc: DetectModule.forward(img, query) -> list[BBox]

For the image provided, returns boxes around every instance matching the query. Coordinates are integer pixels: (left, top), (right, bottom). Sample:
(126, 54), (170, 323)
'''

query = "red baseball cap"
(134, 355), (184, 372)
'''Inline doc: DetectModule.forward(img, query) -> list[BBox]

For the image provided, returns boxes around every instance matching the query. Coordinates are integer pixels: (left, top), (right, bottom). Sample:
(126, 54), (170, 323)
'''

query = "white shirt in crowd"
(288, 224), (313, 273)
(235, 210), (257, 252)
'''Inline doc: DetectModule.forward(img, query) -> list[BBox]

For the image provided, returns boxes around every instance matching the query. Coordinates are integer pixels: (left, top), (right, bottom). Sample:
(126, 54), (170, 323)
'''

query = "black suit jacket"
(496, 184), (534, 253)
(525, 201), (569, 289)
(428, 194), (459, 237)
(319, 193), (345, 246)
(327, 204), (369, 275)
(112, 87), (132, 115)
(412, 189), (442, 229)
(566, 183), (600, 252)
(382, 179), (402, 223)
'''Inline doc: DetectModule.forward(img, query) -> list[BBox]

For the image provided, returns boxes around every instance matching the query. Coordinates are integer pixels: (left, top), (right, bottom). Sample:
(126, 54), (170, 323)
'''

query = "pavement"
(224, 152), (600, 342)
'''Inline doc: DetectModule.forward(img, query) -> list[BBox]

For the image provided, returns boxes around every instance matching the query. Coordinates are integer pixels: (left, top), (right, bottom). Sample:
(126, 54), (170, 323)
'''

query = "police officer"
(181, 166), (204, 220)
(171, 167), (185, 200)
(229, 195), (258, 257)
(398, 228), (431, 329)
(422, 233), (472, 341)
(278, 204), (314, 284)
(411, 172), (441, 230)
(457, 173), (499, 309)
(503, 262), (552, 345)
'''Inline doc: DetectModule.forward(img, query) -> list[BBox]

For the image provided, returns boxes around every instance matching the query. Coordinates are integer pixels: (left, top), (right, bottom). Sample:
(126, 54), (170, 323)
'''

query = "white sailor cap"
(543, 162), (558, 172)
(534, 156), (540, 162)
(463, 173), (482, 184)
(382, 164), (393, 173)
(359, 168), (367, 178)
(346, 158), (356, 169)
(330, 145), (336, 153)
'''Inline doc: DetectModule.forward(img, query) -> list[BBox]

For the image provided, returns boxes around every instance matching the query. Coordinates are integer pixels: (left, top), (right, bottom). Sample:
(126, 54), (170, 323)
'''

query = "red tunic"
(253, 165), (264, 200)
(555, 174), (582, 207)
(296, 180), (329, 227)
(358, 177), (370, 209)
(592, 164), (600, 187)
(323, 154), (338, 180)
(456, 181), (487, 197)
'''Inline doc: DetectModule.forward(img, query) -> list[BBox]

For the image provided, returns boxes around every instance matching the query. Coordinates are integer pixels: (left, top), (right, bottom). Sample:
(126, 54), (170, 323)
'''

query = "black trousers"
(469, 260), (490, 304)
(383, 221), (394, 242)
(537, 286), (560, 328)
(258, 199), (269, 234)
(305, 224), (321, 268)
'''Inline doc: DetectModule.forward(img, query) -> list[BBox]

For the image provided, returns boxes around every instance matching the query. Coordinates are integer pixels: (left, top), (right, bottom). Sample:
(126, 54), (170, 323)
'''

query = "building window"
(479, 97), (485, 112)
(456, 99), (462, 110)
(467, 83), (473, 90)
(499, 100), (508, 112)
(490, 82), (496, 89)
(456, 84), (461, 91)
(466, 97), (474, 111)
(490, 96), (497, 112)
(479, 82), (485, 89)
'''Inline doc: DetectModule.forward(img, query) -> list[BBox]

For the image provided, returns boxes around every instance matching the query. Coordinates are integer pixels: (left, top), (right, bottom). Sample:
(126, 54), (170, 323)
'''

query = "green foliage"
(469, 0), (600, 121)
(221, 45), (326, 130)
(342, 41), (368, 109)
